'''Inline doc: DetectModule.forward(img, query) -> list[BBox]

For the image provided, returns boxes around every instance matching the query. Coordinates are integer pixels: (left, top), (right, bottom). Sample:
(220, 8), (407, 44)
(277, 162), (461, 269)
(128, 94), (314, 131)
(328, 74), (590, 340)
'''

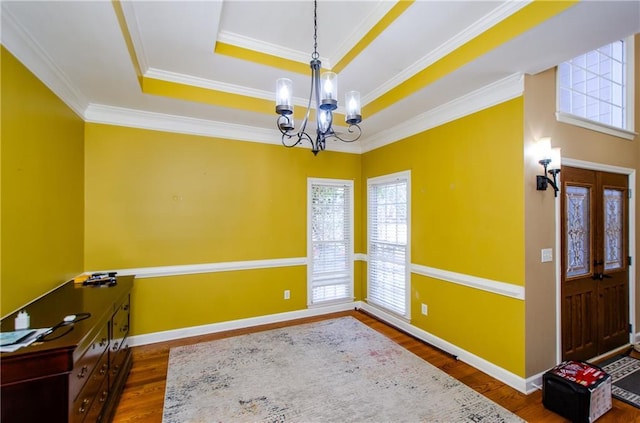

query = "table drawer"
(71, 350), (108, 423)
(111, 295), (129, 347)
(69, 322), (109, 401)
(110, 335), (130, 388)
(85, 374), (109, 423)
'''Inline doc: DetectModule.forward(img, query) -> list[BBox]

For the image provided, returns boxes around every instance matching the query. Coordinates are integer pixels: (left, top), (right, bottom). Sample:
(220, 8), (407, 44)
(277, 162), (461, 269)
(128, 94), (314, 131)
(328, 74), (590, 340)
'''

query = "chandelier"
(275, 0), (362, 155)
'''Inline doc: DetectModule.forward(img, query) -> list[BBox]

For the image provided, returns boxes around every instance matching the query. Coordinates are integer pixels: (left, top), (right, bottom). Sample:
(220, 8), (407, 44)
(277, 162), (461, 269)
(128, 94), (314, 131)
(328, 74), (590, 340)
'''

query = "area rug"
(600, 354), (640, 409)
(162, 317), (524, 422)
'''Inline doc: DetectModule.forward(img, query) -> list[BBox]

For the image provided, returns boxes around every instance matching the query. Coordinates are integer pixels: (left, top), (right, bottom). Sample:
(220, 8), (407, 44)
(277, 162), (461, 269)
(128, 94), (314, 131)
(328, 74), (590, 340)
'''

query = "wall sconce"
(536, 137), (561, 197)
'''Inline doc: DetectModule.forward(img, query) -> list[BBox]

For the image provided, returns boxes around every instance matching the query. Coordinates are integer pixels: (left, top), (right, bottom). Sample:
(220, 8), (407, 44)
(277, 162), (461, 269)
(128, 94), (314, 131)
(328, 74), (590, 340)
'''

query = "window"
(307, 178), (353, 305)
(557, 37), (635, 139)
(367, 171), (410, 318)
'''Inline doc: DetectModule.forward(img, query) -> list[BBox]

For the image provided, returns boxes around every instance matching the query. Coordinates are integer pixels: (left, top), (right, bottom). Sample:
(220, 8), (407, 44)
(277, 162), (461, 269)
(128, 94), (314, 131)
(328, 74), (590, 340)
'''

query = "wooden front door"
(561, 166), (629, 361)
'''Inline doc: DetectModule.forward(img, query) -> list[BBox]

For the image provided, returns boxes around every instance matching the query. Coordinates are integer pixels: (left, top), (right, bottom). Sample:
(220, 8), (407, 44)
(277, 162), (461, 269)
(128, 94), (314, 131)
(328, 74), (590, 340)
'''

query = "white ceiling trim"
(1, 5), (88, 118)
(82, 73), (522, 156)
(362, 73), (525, 153)
(83, 103), (362, 154)
(363, 0), (532, 105)
(119, 0), (150, 74)
(144, 67), (353, 115)
(85, 103), (276, 144)
(217, 30), (330, 67)
(327, 0), (397, 68)
(216, 1), (395, 71)
(145, 67), (274, 101)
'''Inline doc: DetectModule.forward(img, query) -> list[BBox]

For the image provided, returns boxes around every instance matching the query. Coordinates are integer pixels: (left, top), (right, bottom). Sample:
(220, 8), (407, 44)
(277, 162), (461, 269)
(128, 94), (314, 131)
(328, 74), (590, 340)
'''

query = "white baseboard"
(128, 301), (357, 347)
(130, 300), (532, 394)
(356, 302), (530, 394)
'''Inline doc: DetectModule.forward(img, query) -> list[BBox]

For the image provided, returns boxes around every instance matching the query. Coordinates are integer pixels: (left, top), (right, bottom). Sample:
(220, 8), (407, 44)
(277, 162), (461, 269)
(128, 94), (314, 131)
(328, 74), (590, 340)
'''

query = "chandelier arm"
(281, 129), (313, 149)
(297, 61), (317, 138)
(326, 124), (362, 143)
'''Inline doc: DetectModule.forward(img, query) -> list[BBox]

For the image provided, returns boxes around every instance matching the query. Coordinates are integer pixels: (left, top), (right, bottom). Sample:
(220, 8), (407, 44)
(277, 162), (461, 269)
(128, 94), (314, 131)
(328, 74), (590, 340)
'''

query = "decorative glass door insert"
(566, 185), (591, 278)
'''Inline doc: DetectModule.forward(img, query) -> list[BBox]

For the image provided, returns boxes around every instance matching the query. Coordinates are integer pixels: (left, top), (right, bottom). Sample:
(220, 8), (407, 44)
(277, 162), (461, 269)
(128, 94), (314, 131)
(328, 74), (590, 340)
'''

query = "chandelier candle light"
(275, 0), (362, 155)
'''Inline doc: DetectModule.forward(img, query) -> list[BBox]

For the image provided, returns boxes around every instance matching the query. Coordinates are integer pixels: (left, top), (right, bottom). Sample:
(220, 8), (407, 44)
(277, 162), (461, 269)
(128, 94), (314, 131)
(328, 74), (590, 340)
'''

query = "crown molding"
(118, 0), (150, 73)
(85, 103), (277, 144)
(217, 30), (331, 68)
(143, 68), (359, 142)
(1, 5), (88, 118)
(328, 0), (397, 69)
(145, 67), (322, 111)
(145, 67), (274, 100)
(84, 103), (362, 154)
(84, 72), (523, 156)
(363, 0), (531, 105)
(361, 73), (524, 152)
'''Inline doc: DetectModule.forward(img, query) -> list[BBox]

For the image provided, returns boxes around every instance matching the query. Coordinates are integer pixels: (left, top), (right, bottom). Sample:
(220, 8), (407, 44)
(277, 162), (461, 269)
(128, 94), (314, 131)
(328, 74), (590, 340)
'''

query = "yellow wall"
(4, 26), (638, 383)
(84, 123), (362, 334)
(363, 98), (526, 376)
(1, 47), (85, 315)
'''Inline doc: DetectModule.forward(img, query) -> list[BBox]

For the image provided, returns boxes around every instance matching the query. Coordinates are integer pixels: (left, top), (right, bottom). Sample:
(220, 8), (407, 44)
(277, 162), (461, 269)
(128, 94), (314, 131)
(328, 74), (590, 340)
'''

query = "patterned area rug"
(600, 355), (640, 409)
(163, 317), (524, 422)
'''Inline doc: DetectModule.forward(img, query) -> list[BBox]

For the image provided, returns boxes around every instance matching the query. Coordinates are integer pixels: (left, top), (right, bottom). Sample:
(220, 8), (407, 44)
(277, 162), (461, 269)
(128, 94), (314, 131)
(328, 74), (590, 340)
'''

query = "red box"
(543, 361), (612, 422)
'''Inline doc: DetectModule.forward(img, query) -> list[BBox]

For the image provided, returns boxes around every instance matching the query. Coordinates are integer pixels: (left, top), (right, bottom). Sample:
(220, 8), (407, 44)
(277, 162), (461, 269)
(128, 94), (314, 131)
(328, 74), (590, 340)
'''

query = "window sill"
(556, 112), (637, 141)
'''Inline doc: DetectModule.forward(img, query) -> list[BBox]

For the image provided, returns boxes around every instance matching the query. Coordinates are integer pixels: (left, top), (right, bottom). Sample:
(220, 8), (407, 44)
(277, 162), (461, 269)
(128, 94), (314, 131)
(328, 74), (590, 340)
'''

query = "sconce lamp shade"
(549, 148), (562, 170)
(538, 137), (552, 162)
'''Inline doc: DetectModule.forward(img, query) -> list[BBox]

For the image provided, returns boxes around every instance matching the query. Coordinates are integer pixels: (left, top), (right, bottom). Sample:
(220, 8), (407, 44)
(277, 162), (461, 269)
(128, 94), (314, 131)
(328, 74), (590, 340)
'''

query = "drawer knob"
(112, 341), (119, 351)
(99, 337), (108, 347)
(77, 365), (88, 379)
(121, 325), (129, 333)
(99, 390), (109, 403)
(100, 363), (108, 375)
(79, 398), (90, 414)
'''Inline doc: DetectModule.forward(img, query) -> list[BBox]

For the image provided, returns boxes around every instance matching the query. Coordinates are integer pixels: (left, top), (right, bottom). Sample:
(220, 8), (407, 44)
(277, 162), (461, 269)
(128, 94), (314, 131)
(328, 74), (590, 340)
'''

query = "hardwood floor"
(112, 310), (640, 422)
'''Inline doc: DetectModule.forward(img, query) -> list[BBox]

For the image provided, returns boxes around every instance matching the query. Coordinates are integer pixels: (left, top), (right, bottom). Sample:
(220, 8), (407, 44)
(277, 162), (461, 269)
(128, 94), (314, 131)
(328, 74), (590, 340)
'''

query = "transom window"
(307, 178), (354, 306)
(557, 37), (635, 139)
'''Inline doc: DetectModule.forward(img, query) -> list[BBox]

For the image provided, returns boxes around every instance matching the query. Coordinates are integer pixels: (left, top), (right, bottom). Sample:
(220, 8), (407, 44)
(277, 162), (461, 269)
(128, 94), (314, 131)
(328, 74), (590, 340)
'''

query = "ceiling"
(2, 1), (639, 153)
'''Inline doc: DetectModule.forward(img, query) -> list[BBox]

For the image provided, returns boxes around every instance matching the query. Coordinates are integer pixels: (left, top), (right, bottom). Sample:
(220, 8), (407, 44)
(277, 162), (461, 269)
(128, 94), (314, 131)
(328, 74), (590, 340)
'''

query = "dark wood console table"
(1, 275), (134, 423)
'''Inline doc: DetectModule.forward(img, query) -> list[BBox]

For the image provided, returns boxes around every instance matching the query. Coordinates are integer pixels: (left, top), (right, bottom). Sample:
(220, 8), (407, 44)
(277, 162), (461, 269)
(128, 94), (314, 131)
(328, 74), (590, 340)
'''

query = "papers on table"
(0, 328), (51, 353)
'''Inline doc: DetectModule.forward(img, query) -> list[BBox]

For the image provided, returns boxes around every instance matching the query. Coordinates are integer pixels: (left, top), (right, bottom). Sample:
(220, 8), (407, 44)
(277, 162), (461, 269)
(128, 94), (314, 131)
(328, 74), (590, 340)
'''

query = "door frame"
(555, 158), (637, 363)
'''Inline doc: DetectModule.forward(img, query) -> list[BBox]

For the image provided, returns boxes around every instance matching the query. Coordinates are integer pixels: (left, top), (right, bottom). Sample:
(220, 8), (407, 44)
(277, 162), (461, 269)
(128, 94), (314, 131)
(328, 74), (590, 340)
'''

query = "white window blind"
(367, 171), (410, 317)
(308, 179), (353, 305)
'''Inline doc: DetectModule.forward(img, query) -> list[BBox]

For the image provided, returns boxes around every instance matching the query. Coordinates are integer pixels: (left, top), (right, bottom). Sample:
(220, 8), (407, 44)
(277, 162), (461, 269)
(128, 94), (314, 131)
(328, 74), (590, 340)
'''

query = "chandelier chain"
(312, 0), (319, 60)
(275, 0), (362, 155)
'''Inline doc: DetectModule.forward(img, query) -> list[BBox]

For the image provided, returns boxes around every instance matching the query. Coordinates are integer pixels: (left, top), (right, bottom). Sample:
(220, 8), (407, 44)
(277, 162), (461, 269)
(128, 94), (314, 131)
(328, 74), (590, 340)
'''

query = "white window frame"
(366, 170), (411, 319)
(556, 36), (636, 140)
(307, 178), (354, 307)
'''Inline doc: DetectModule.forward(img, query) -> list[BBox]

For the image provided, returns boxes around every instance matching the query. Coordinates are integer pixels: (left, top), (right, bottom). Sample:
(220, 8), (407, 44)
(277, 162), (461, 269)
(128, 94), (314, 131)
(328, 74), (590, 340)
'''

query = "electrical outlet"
(541, 248), (553, 263)
(421, 303), (428, 315)
(284, 290), (290, 300)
